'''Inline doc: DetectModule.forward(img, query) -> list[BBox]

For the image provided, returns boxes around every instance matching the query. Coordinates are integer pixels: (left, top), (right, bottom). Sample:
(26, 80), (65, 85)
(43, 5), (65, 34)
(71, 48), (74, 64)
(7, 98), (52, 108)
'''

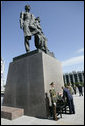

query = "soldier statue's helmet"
(25, 5), (31, 11)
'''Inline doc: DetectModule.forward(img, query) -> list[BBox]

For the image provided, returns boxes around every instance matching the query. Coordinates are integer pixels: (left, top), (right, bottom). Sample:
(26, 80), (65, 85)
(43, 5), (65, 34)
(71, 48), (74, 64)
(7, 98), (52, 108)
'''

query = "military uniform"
(49, 86), (57, 120)
(68, 86), (74, 95)
(49, 88), (57, 104)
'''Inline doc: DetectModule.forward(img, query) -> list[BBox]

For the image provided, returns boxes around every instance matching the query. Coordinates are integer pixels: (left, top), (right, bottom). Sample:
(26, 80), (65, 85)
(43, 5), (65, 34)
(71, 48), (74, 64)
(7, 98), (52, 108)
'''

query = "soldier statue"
(20, 5), (48, 53)
(34, 17), (48, 53)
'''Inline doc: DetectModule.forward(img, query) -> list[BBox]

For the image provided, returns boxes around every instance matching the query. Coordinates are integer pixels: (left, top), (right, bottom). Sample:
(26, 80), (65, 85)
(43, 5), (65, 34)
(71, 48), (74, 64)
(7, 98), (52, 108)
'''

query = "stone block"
(3, 51), (64, 118)
(1, 106), (24, 120)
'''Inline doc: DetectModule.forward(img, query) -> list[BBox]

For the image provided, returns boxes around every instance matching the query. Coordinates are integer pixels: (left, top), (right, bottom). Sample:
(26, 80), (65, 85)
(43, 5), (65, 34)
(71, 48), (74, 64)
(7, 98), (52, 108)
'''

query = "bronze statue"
(34, 17), (48, 53)
(20, 5), (48, 53)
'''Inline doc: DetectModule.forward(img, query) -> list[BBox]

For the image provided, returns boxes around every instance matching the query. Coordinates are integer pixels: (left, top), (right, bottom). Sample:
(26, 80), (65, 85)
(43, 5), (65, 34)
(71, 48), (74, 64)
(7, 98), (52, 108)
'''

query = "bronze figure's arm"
(20, 12), (24, 29)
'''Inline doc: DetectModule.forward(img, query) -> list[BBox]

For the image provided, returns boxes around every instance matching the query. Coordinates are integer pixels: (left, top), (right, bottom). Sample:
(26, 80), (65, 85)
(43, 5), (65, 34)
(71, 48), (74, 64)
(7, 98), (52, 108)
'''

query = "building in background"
(63, 71), (84, 85)
(1, 57), (5, 91)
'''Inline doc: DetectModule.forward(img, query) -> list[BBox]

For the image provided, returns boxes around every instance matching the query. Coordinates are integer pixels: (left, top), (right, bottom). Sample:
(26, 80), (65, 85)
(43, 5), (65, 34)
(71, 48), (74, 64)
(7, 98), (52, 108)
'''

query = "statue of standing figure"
(20, 5), (48, 53)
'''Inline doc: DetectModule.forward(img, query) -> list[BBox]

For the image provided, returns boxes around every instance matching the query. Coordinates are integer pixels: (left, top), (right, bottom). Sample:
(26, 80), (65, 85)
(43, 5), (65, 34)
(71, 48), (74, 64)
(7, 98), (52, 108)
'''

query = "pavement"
(1, 93), (84, 125)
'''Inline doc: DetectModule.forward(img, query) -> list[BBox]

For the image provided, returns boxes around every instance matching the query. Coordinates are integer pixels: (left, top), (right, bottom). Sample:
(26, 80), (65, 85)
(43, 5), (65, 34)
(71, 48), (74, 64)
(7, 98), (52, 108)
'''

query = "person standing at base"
(49, 82), (58, 120)
(73, 84), (77, 95)
(67, 83), (74, 95)
(78, 84), (83, 96)
(61, 86), (75, 114)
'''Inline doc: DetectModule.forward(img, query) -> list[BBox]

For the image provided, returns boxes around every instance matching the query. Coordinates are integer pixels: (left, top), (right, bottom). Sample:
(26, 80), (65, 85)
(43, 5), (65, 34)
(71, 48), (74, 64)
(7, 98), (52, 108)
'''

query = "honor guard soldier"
(49, 82), (58, 120)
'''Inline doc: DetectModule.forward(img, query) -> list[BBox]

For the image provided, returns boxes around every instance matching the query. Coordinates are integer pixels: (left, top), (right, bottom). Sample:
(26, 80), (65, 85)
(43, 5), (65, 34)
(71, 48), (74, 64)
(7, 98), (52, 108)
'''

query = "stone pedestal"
(3, 50), (64, 118)
(1, 106), (24, 120)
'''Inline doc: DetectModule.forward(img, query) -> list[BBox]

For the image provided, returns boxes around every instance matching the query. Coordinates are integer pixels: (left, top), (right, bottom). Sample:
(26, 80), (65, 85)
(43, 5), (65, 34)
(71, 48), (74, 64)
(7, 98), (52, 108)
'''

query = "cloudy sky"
(62, 48), (84, 73)
(1, 1), (84, 83)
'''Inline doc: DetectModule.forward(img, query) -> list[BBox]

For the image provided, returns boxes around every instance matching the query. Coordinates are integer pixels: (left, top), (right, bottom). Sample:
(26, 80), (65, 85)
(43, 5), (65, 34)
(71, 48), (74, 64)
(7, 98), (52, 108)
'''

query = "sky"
(1, 1), (84, 84)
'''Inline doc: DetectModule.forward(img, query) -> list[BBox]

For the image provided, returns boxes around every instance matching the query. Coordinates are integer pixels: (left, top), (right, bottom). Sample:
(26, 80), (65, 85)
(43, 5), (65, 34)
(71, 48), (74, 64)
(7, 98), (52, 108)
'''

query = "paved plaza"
(1, 93), (84, 125)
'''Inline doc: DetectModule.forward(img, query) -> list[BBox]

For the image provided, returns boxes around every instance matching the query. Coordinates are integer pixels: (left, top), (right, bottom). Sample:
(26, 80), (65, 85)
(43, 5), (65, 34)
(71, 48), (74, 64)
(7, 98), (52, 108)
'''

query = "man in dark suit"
(61, 86), (75, 114)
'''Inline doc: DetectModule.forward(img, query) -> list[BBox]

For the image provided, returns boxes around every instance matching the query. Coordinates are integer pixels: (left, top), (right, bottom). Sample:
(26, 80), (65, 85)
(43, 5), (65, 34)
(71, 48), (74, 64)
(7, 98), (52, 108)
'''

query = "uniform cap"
(50, 82), (54, 85)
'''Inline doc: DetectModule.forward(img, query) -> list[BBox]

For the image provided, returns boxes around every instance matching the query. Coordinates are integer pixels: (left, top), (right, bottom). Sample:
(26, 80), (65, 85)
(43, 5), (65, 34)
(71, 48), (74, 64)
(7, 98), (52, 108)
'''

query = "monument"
(3, 5), (64, 118)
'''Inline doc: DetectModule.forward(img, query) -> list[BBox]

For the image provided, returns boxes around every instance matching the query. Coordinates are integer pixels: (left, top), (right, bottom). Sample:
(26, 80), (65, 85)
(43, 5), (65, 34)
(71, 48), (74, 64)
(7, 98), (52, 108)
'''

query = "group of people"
(68, 83), (83, 96)
(64, 83), (83, 97)
(46, 82), (75, 120)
